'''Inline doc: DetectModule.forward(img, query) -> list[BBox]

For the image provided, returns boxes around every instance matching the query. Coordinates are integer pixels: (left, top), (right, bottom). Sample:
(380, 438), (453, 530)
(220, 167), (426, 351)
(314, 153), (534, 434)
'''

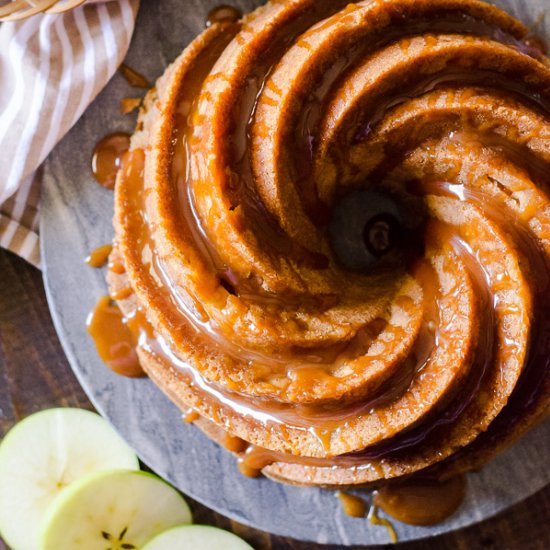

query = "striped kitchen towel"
(0, 0), (139, 268)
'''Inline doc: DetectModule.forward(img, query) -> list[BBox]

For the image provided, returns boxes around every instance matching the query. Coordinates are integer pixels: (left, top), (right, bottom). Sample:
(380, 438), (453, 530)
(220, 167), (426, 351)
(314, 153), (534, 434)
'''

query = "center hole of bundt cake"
(363, 213), (399, 258)
(328, 190), (406, 271)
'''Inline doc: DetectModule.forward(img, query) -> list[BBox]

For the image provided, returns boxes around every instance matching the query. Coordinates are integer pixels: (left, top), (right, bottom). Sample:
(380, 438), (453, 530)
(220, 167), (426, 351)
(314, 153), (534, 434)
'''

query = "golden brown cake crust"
(107, 0), (550, 487)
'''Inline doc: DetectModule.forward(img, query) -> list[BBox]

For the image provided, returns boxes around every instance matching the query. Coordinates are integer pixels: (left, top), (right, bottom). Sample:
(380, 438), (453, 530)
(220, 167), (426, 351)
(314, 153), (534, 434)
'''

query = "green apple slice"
(0, 408), (138, 550)
(39, 469), (192, 550)
(142, 525), (253, 550)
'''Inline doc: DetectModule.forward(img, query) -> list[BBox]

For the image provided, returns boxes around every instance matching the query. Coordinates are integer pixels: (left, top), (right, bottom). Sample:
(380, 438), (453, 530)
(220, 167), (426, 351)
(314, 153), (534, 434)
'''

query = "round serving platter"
(41, 0), (550, 545)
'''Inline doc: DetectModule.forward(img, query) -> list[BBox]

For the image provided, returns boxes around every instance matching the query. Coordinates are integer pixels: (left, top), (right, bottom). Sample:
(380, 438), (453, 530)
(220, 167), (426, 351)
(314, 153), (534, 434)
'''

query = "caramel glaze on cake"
(95, 0), (550, 491)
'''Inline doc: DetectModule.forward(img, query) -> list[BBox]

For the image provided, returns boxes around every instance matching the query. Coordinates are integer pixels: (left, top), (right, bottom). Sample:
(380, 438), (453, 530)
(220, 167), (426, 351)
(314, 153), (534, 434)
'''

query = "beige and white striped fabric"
(0, 0), (139, 268)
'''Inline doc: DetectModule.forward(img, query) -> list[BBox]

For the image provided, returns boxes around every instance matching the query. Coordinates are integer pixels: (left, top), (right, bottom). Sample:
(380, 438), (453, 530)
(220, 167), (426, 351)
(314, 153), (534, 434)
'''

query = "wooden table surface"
(1, 247), (550, 550)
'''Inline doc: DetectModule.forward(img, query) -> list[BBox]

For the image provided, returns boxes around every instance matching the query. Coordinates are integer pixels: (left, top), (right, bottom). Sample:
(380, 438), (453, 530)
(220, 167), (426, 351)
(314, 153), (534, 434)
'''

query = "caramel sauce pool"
(206, 5), (242, 27)
(336, 492), (367, 518)
(374, 475), (467, 526)
(87, 296), (145, 378)
(85, 244), (113, 268)
(91, 133), (131, 189)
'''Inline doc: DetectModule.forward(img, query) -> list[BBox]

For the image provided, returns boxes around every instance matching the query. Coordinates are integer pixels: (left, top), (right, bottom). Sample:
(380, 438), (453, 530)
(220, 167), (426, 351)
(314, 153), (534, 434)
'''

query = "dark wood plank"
(1, 247), (549, 549)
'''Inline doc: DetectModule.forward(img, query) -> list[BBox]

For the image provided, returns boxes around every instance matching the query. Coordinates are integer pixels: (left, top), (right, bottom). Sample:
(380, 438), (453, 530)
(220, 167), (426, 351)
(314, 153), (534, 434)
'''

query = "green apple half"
(39, 469), (192, 549)
(0, 408), (139, 550)
(142, 525), (253, 550)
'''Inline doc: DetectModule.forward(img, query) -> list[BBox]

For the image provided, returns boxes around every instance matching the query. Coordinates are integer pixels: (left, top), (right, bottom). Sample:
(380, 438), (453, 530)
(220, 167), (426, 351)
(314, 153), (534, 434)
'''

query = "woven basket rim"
(0, 0), (87, 22)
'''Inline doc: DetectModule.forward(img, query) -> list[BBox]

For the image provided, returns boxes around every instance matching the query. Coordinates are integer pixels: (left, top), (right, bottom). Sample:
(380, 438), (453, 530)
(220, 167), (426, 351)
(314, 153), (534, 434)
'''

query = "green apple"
(142, 525), (253, 550)
(39, 469), (192, 549)
(0, 408), (138, 550)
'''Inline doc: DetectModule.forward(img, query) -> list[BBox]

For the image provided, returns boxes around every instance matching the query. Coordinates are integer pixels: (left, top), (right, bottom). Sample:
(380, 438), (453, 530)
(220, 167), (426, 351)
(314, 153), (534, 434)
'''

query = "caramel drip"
(85, 244), (113, 268)
(221, 433), (249, 454)
(108, 257), (126, 275)
(206, 5), (242, 28)
(91, 133), (131, 189)
(110, 286), (134, 301)
(373, 475), (466, 526)
(367, 505), (398, 543)
(183, 409), (199, 423)
(119, 63), (151, 88)
(86, 296), (145, 378)
(232, 441), (376, 472)
(336, 492), (367, 518)
(237, 445), (279, 478)
(120, 97), (141, 114)
(238, 461), (261, 479)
